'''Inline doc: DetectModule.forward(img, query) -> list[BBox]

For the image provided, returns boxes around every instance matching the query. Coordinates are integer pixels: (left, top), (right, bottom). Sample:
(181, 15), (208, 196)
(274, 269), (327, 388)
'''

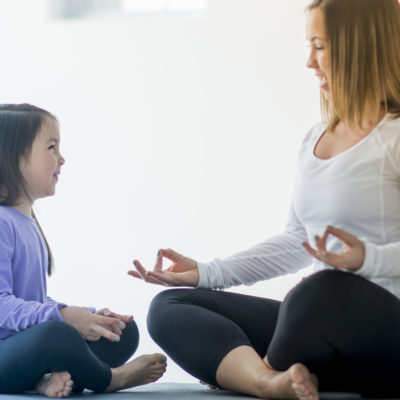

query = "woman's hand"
(302, 225), (365, 271)
(59, 306), (126, 342)
(128, 248), (200, 287)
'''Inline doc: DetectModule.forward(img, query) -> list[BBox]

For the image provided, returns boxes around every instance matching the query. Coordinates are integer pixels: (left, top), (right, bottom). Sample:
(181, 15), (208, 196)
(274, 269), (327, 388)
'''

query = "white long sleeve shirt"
(198, 114), (400, 298)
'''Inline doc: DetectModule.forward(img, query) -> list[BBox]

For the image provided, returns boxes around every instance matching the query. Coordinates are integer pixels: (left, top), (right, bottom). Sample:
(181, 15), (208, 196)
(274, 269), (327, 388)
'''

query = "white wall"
(0, 0), (320, 382)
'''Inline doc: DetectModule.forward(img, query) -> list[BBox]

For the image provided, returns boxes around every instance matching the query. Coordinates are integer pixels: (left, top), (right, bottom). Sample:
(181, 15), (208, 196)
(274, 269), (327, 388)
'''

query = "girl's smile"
(19, 116), (65, 207)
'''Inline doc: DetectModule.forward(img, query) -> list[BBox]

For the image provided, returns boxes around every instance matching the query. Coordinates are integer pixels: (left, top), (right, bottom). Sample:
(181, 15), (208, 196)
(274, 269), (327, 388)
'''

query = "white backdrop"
(0, 0), (320, 382)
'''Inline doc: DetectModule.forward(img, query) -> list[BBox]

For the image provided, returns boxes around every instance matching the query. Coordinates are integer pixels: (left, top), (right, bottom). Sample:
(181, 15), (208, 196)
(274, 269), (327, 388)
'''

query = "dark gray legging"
(147, 270), (400, 398)
(0, 320), (139, 394)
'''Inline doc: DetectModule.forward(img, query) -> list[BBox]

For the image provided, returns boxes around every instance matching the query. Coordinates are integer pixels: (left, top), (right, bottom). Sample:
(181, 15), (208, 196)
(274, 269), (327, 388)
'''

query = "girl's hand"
(302, 225), (365, 271)
(59, 306), (125, 342)
(128, 248), (200, 287)
(96, 308), (133, 324)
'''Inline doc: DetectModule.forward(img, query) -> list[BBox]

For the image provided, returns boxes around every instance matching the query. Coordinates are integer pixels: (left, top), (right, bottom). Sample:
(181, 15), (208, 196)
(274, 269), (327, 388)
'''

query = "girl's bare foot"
(290, 363), (319, 400)
(106, 353), (167, 392)
(35, 372), (73, 398)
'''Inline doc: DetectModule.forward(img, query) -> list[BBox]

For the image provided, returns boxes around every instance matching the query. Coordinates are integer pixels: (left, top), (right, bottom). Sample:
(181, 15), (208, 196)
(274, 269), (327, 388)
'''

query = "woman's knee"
(147, 289), (189, 341)
(281, 270), (363, 322)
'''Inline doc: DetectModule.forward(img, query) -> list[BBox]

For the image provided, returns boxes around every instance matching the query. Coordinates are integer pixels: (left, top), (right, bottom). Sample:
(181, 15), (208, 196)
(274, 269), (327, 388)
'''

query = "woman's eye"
(48, 145), (56, 150)
(306, 44), (324, 51)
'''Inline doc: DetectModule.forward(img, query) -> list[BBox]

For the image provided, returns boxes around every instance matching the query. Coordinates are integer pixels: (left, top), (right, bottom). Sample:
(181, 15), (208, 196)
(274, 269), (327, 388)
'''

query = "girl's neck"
(13, 199), (33, 217)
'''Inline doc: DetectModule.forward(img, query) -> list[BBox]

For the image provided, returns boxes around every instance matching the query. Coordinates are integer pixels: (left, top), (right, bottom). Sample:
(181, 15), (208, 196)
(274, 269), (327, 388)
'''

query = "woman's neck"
(336, 109), (387, 137)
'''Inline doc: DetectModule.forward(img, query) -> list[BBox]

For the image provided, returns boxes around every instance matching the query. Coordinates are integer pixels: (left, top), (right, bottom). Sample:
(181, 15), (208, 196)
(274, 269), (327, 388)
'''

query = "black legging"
(0, 320), (139, 394)
(147, 270), (400, 397)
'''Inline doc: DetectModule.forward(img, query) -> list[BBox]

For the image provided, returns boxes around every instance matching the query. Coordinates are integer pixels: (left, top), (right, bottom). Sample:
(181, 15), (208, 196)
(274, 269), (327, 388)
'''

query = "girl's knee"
(122, 321), (139, 353)
(37, 320), (79, 339)
(30, 320), (83, 357)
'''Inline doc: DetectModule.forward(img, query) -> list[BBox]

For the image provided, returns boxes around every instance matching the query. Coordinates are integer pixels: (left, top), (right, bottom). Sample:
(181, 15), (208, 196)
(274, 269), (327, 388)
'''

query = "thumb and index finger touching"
(325, 225), (359, 246)
(129, 248), (182, 277)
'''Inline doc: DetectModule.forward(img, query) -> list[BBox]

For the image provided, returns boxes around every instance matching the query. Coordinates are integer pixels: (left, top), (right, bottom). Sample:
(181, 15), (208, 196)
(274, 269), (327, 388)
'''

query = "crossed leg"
(148, 270), (400, 399)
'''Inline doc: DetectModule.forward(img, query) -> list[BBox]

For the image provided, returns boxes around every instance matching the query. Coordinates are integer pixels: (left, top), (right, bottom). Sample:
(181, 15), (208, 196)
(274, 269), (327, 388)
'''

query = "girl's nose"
(59, 154), (65, 165)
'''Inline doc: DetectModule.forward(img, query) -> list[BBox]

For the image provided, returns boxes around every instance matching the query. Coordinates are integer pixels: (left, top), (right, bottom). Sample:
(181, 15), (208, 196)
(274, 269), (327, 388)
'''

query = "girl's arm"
(0, 221), (65, 333)
(0, 292), (65, 333)
(46, 297), (95, 314)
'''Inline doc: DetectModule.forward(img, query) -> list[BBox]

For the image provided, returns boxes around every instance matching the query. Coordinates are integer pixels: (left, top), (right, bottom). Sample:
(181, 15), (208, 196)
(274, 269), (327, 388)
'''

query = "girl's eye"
(48, 145), (56, 150)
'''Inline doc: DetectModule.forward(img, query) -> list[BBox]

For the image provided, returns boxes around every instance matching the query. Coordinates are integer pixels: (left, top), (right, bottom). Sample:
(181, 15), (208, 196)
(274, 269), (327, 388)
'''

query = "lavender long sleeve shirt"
(0, 206), (66, 341)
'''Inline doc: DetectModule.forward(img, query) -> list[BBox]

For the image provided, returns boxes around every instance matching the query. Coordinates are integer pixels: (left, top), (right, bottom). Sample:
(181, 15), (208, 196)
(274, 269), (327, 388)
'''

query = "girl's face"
(306, 7), (329, 96)
(19, 117), (65, 203)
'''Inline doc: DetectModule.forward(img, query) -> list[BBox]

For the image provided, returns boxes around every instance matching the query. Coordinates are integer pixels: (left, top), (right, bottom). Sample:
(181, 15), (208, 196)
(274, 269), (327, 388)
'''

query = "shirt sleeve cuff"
(354, 240), (377, 278)
(54, 303), (68, 321)
(196, 262), (210, 288)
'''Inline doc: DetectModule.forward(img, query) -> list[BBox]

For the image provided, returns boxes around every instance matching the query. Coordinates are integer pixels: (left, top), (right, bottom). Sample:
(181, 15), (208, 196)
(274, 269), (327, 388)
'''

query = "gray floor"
(0, 382), (377, 400)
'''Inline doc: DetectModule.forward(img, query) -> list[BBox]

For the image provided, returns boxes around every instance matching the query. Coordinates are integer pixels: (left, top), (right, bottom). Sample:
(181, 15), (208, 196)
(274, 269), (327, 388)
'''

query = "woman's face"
(306, 8), (329, 96)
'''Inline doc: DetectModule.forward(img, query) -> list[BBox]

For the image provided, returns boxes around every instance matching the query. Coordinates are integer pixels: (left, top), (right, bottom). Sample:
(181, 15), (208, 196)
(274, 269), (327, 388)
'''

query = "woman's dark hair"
(0, 103), (58, 275)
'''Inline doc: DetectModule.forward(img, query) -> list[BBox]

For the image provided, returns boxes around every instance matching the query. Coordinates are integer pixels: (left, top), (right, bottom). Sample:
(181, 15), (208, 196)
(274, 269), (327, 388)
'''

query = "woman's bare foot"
(290, 363), (319, 400)
(106, 353), (167, 392)
(200, 380), (218, 389)
(35, 372), (73, 398)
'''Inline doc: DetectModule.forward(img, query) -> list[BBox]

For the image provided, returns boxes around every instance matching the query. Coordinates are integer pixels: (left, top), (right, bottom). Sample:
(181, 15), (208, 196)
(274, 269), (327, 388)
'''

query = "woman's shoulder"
(303, 121), (325, 144)
(376, 114), (400, 145)
(297, 121), (325, 155)
(379, 113), (400, 131)
(375, 115), (400, 169)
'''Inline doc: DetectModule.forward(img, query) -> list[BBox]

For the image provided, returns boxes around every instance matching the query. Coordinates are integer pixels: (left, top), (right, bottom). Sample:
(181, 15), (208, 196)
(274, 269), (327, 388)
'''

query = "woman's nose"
(306, 50), (317, 69)
(306, 56), (316, 69)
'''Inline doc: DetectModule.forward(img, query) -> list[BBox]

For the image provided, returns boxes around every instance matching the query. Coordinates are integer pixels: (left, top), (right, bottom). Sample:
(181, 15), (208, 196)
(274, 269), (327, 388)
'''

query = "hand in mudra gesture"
(302, 225), (366, 271)
(128, 248), (200, 287)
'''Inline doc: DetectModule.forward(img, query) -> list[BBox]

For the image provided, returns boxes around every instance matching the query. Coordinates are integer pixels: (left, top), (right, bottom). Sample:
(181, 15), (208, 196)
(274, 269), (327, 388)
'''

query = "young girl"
(0, 103), (167, 398)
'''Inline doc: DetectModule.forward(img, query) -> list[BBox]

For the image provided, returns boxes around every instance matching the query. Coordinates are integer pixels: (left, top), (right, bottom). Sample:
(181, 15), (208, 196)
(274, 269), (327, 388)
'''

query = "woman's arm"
(130, 201), (312, 289)
(303, 224), (400, 279)
(196, 202), (312, 289)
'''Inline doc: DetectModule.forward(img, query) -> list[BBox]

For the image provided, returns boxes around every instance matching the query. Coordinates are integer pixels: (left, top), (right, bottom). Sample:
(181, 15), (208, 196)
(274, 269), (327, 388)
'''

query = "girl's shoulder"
(0, 206), (33, 230)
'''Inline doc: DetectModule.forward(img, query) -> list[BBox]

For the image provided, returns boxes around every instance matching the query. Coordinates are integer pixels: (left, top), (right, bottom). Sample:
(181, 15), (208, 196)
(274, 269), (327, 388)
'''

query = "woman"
(129, 0), (400, 398)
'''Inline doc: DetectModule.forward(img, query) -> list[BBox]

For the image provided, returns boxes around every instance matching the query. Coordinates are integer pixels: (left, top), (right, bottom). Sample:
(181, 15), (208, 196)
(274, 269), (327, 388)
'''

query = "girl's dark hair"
(0, 103), (58, 275)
